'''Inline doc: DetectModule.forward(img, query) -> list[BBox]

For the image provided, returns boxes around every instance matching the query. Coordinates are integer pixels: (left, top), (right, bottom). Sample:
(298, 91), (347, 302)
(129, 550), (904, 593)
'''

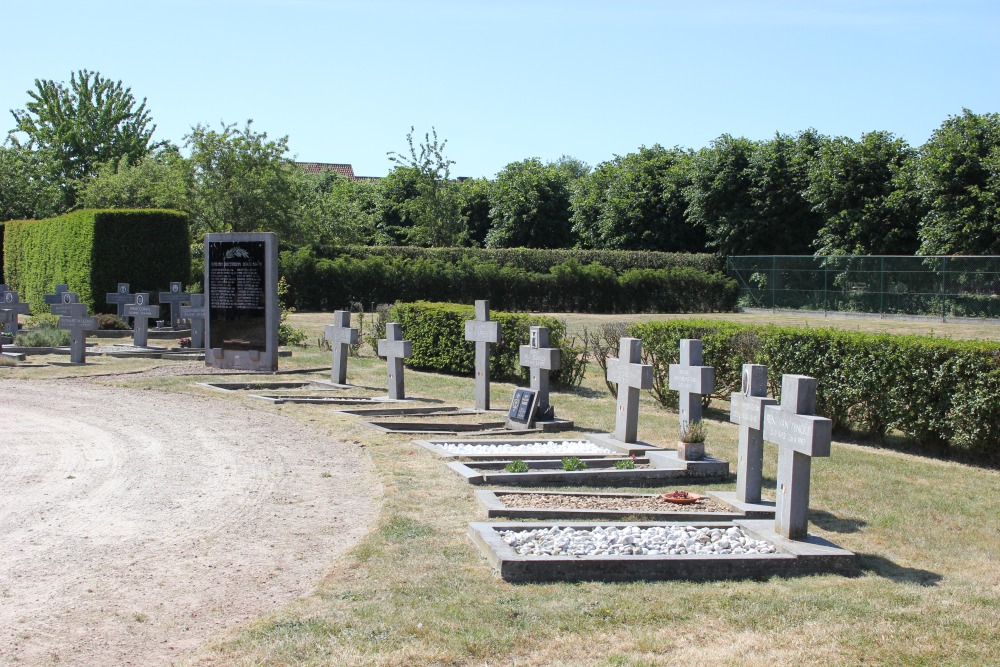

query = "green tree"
(455, 177), (493, 247)
(8, 70), (159, 194)
(915, 109), (1000, 255)
(0, 144), (65, 221)
(486, 158), (573, 248)
(76, 146), (188, 211)
(184, 120), (303, 242)
(806, 131), (919, 255)
(296, 169), (375, 246)
(571, 145), (704, 251)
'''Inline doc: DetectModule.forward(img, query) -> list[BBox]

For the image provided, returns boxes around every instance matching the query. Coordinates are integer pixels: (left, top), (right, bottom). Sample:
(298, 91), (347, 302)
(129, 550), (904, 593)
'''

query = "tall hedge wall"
(629, 319), (1000, 454)
(3, 209), (190, 313)
(308, 245), (723, 274)
(281, 248), (738, 314)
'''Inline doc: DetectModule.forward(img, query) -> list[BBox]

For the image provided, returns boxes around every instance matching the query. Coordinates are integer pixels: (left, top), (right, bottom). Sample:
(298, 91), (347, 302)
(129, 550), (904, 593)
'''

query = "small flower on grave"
(679, 421), (707, 443)
(179, 337), (192, 348)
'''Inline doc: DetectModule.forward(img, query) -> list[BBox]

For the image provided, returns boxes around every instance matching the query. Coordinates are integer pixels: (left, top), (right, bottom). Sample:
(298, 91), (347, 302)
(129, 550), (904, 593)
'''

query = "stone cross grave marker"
(519, 326), (561, 419)
(763, 374), (833, 540)
(58, 302), (98, 364)
(729, 364), (778, 504)
(43, 284), (70, 307)
(0, 309), (13, 353)
(158, 282), (190, 329)
(464, 300), (502, 410)
(2, 290), (32, 336)
(377, 322), (412, 399)
(106, 283), (134, 318)
(48, 291), (80, 316)
(668, 339), (715, 430)
(606, 337), (653, 443)
(124, 293), (160, 347)
(324, 310), (358, 385)
(179, 294), (207, 348)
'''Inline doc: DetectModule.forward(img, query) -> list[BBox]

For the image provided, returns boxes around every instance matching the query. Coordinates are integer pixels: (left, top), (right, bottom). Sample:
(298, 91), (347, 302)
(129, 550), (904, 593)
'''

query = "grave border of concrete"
(468, 519), (855, 582)
(475, 489), (775, 521)
(413, 437), (662, 460)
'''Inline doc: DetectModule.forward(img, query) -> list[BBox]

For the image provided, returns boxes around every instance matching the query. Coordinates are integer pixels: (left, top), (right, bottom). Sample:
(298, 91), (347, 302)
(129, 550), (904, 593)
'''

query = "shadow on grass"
(854, 553), (943, 587)
(808, 508), (868, 533)
(836, 430), (1000, 471)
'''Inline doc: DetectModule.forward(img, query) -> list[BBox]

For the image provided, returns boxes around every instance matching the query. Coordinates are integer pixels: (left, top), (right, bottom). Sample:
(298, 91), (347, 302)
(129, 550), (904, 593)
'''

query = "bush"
(629, 319), (1000, 454)
(15, 327), (70, 347)
(95, 313), (129, 330)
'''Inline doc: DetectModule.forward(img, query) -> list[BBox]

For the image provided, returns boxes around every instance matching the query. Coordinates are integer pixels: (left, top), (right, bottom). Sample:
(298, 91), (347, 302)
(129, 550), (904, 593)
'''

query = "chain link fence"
(727, 255), (1000, 320)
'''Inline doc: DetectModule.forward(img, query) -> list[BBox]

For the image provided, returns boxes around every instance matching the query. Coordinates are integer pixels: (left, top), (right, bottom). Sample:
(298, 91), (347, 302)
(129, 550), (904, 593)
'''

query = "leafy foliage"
(486, 158), (574, 248)
(0, 145), (65, 221)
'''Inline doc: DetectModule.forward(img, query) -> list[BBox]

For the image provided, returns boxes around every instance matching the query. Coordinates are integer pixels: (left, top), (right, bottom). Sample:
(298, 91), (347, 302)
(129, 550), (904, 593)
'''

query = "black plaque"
(208, 240), (267, 351)
(508, 388), (538, 424)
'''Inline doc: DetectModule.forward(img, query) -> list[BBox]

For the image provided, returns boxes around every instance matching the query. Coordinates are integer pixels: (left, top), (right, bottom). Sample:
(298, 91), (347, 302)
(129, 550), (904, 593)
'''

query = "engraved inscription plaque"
(207, 240), (267, 351)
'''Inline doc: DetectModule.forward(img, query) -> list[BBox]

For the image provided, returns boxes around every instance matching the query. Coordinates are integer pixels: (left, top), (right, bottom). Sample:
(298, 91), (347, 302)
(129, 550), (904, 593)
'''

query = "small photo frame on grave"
(507, 388), (539, 428)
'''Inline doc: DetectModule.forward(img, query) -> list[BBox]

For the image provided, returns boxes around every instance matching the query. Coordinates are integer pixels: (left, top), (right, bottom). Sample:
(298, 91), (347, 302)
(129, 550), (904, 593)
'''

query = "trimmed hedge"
(280, 248), (738, 314)
(629, 319), (1000, 454)
(3, 209), (190, 313)
(307, 244), (723, 274)
(390, 301), (585, 387)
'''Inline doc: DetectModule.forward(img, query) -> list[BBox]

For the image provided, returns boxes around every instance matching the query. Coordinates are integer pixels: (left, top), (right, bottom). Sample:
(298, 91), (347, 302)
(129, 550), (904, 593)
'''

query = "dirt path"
(0, 379), (380, 666)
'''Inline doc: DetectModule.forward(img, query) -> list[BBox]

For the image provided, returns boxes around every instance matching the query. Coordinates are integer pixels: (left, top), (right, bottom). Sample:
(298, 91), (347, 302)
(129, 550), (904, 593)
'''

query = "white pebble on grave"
(438, 441), (613, 456)
(498, 525), (777, 558)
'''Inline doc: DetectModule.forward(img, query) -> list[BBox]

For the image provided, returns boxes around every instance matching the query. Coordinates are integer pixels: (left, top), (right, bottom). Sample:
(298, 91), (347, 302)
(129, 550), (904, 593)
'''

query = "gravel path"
(0, 379), (379, 666)
(498, 492), (729, 513)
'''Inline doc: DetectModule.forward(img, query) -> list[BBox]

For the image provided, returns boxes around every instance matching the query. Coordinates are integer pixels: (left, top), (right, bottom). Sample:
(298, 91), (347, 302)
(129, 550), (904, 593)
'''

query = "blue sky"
(2, 0), (998, 178)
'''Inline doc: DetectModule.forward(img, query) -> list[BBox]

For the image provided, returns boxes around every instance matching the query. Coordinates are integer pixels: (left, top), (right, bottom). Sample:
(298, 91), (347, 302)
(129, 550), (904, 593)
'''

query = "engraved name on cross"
(668, 339), (715, 430)
(325, 310), (359, 385)
(179, 294), (207, 348)
(607, 337), (653, 443)
(464, 300), (501, 411)
(124, 293), (160, 347)
(106, 283), (134, 319)
(729, 364), (778, 504)
(58, 302), (98, 364)
(519, 326), (561, 419)
(377, 322), (412, 400)
(762, 374), (833, 540)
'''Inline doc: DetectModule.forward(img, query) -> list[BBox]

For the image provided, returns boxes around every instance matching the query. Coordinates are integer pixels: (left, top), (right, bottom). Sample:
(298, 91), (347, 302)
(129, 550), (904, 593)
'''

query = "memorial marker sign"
(377, 322), (412, 399)
(179, 294), (207, 348)
(124, 293), (159, 347)
(49, 291), (80, 316)
(668, 339), (714, 430)
(507, 388), (539, 428)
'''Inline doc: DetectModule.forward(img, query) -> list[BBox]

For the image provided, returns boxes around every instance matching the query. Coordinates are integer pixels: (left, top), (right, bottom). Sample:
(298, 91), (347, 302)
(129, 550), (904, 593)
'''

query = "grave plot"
(413, 437), (661, 460)
(475, 489), (775, 521)
(468, 520), (854, 582)
(447, 450), (729, 486)
(199, 380), (340, 392)
(343, 405), (574, 436)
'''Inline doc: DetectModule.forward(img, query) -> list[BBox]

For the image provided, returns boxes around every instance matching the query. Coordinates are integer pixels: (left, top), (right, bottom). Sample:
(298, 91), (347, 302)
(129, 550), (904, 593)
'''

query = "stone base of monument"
(1, 351), (27, 362)
(252, 394), (412, 405)
(413, 437), (662, 460)
(200, 380), (345, 392)
(475, 490), (775, 521)
(448, 451), (729, 486)
(503, 416), (575, 432)
(468, 520), (854, 582)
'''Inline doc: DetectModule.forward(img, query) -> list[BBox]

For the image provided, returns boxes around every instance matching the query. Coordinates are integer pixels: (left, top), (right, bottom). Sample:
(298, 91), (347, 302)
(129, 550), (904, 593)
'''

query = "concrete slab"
(198, 381), (339, 392)
(250, 394), (408, 405)
(468, 519), (855, 582)
(475, 489), (775, 521)
(448, 454), (729, 486)
(414, 437), (662, 460)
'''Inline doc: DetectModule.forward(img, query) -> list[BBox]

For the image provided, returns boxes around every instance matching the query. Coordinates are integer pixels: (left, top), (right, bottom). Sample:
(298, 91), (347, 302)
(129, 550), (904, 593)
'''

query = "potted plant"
(677, 420), (707, 461)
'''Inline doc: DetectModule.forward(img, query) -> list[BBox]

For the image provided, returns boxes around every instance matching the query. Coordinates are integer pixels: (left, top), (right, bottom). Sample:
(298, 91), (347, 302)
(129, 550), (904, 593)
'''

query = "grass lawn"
(3, 310), (998, 666)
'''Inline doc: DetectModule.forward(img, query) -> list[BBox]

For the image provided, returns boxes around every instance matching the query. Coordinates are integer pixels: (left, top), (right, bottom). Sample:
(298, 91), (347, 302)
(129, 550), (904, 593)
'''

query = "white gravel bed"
(499, 525), (778, 557)
(437, 440), (613, 456)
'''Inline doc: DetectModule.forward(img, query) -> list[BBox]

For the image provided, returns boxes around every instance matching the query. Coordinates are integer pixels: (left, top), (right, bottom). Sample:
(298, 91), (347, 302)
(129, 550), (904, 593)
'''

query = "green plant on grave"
(614, 456), (637, 470)
(95, 313), (129, 330)
(562, 457), (587, 471)
(23, 313), (61, 330)
(679, 421), (707, 443)
(504, 459), (529, 473)
(15, 327), (70, 347)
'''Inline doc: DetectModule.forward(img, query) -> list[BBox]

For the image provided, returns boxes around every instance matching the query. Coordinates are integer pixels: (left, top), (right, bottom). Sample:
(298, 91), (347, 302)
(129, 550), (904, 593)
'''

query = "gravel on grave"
(499, 492), (729, 513)
(500, 525), (777, 557)
(438, 440), (613, 456)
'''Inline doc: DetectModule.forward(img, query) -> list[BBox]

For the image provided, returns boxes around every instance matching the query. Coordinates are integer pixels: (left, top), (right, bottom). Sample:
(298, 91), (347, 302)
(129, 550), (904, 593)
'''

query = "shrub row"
(280, 248), (738, 314)
(389, 301), (586, 387)
(3, 209), (190, 313)
(628, 319), (1000, 454)
(307, 245), (723, 274)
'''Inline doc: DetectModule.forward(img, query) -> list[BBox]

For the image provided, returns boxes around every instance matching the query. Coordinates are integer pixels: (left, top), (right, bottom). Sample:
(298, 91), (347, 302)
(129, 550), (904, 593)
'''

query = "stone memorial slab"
(507, 388), (539, 428)
(124, 293), (160, 347)
(58, 302), (98, 364)
(48, 291), (80, 317)
(0, 309), (13, 352)
(204, 233), (279, 371)
(519, 326), (560, 419)
(158, 282), (191, 329)
(729, 364), (778, 504)
(377, 322), (412, 400)
(668, 339), (715, 431)
(106, 283), (134, 318)
(179, 294), (207, 348)
(325, 310), (358, 385)
(43, 284), (70, 307)
(1, 290), (32, 336)
(607, 337), (654, 443)
(763, 374), (833, 540)
(465, 300), (502, 411)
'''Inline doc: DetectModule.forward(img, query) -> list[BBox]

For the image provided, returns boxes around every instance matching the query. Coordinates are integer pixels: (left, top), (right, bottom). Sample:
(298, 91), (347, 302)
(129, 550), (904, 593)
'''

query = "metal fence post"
(771, 256), (777, 312)
(823, 260), (828, 317)
(941, 256), (948, 322)
(879, 256), (885, 318)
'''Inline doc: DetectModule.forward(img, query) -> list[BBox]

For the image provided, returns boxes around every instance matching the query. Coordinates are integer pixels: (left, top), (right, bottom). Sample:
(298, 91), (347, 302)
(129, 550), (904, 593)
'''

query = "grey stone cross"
(519, 326), (561, 418)
(607, 337), (653, 443)
(464, 300), (501, 410)
(325, 310), (358, 385)
(158, 282), (191, 329)
(106, 283), (134, 318)
(1, 290), (32, 336)
(0, 309), (14, 352)
(43, 284), (70, 307)
(58, 302), (98, 364)
(668, 339), (715, 430)
(179, 294), (207, 348)
(377, 322), (412, 400)
(729, 364), (778, 504)
(124, 293), (160, 347)
(763, 374), (833, 540)
(49, 291), (80, 316)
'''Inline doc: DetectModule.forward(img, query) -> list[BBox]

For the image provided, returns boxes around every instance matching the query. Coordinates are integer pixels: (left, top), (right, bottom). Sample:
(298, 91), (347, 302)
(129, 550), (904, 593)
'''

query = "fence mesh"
(726, 255), (1000, 319)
